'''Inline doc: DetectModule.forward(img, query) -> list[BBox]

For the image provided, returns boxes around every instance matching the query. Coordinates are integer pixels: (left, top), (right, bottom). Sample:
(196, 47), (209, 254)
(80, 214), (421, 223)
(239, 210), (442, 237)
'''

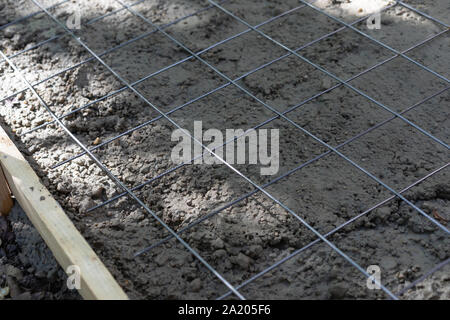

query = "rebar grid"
(0, 0), (69, 32)
(50, 1), (398, 169)
(35, 0), (401, 299)
(2, 41), (248, 300)
(116, 0), (448, 231)
(62, 29), (448, 204)
(47, 0), (448, 239)
(0, 0), (230, 103)
(0, 0), (145, 64)
(0, 0), (448, 300)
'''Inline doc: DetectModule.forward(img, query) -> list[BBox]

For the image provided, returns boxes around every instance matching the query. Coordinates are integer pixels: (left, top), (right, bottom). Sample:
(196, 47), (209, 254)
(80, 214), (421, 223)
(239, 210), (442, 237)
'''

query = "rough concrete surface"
(0, 0), (449, 299)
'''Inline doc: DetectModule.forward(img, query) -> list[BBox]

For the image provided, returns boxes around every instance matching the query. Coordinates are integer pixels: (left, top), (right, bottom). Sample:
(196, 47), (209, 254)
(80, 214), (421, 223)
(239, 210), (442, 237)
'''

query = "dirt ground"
(0, 0), (449, 300)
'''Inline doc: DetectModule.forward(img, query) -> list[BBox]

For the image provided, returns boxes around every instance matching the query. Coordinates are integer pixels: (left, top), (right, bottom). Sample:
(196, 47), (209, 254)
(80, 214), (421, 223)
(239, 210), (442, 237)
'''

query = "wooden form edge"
(0, 125), (128, 300)
(0, 163), (13, 215)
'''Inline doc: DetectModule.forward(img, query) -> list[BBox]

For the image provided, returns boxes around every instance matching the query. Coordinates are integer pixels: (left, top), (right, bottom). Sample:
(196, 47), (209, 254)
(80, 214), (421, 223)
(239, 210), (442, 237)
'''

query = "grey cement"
(0, 0), (449, 300)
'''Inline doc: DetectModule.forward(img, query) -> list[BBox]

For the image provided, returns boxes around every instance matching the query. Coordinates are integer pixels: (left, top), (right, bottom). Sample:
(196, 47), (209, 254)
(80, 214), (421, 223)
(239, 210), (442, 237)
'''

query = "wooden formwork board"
(0, 125), (128, 300)
(0, 163), (13, 216)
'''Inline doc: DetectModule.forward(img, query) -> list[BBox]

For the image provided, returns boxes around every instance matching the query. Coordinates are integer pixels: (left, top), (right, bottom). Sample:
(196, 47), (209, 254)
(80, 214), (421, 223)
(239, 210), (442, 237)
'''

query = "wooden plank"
(0, 164), (13, 216)
(0, 125), (128, 300)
